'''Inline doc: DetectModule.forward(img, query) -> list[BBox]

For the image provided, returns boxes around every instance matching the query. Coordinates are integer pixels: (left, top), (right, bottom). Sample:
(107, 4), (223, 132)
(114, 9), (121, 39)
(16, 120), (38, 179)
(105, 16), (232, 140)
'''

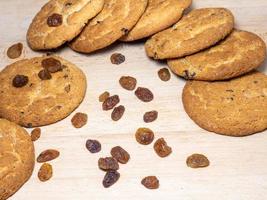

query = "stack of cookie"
(145, 8), (267, 136)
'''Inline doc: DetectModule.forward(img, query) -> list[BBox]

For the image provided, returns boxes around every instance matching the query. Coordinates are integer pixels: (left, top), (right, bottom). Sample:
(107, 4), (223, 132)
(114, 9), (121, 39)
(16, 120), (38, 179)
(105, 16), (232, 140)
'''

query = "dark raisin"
(37, 149), (60, 163)
(47, 13), (63, 27)
(158, 68), (171, 81)
(110, 53), (125, 65)
(141, 176), (159, 189)
(31, 128), (41, 142)
(38, 69), (52, 80)
(143, 110), (158, 123)
(135, 87), (154, 102)
(71, 112), (88, 128)
(102, 170), (120, 188)
(119, 76), (137, 91)
(186, 154), (210, 168)
(12, 75), (29, 88)
(98, 157), (119, 171)
(111, 146), (130, 164)
(41, 57), (62, 73)
(111, 105), (125, 121)
(102, 95), (120, 111)
(135, 128), (154, 145)
(7, 43), (23, 59)
(154, 138), (172, 158)
(86, 139), (101, 153)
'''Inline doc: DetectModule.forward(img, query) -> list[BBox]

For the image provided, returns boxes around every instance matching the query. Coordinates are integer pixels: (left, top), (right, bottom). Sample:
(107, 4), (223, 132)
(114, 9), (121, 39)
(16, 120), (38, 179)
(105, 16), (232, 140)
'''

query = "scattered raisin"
(99, 91), (110, 102)
(119, 76), (137, 91)
(141, 176), (159, 189)
(153, 138), (172, 158)
(86, 139), (101, 153)
(110, 53), (125, 65)
(186, 154), (210, 168)
(135, 87), (154, 102)
(12, 75), (28, 88)
(111, 105), (125, 121)
(37, 149), (60, 163)
(102, 95), (120, 111)
(103, 170), (120, 188)
(47, 13), (63, 27)
(41, 57), (62, 73)
(38, 69), (52, 80)
(31, 128), (41, 142)
(71, 112), (88, 128)
(135, 128), (154, 145)
(38, 163), (53, 182)
(7, 43), (23, 59)
(143, 111), (158, 123)
(98, 157), (119, 171)
(158, 68), (171, 81)
(111, 146), (130, 164)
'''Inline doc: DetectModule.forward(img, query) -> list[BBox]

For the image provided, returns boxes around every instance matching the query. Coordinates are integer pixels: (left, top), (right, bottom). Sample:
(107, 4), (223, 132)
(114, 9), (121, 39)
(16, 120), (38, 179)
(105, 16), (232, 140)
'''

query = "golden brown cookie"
(145, 8), (234, 59)
(120, 0), (192, 41)
(27, 0), (105, 50)
(0, 56), (86, 127)
(69, 0), (148, 53)
(0, 119), (35, 200)
(182, 71), (267, 136)
(168, 30), (266, 81)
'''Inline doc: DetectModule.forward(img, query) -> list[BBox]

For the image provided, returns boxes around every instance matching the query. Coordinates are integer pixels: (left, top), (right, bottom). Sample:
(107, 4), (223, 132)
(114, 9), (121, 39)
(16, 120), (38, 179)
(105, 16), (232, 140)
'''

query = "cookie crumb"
(37, 149), (60, 163)
(31, 128), (41, 142)
(141, 176), (159, 189)
(71, 112), (88, 128)
(7, 43), (23, 59)
(111, 146), (130, 164)
(38, 163), (53, 182)
(154, 138), (172, 158)
(135, 128), (154, 145)
(86, 139), (101, 153)
(119, 76), (137, 91)
(110, 53), (125, 65)
(186, 154), (210, 168)
(99, 91), (110, 102)
(158, 68), (171, 81)
(111, 105), (125, 121)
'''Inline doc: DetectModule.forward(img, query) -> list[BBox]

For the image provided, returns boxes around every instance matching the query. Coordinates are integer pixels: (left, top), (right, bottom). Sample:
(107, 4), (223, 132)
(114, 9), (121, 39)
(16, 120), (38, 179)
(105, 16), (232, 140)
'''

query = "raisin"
(103, 170), (120, 188)
(183, 70), (196, 80)
(47, 13), (63, 27)
(99, 91), (110, 102)
(135, 87), (154, 102)
(111, 105), (125, 121)
(31, 128), (41, 142)
(135, 128), (154, 145)
(37, 149), (60, 163)
(143, 111), (158, 123)
(119, 76), (137, 91)
(186, 154), (210, 168)
(12, 75), (28, 88)
(7, 43), (23, 59)
(64, 84), (71, 93)
(158, 68), (171, 81)
(98, 157), (119, 171)
(102, 95), (120, 111)
(121, 28), (129, 35)
(38, 163), (53, 182)
(86, 139), (101, 153)
(141, 176), (159, 189)
(111, 146), (130, 164)
(154, 138), (172, 158)
(71, 112), (88, 128)
(41, 57), (62, 73)
(38, 69), (52, 80)
(110, 53), (125, 65)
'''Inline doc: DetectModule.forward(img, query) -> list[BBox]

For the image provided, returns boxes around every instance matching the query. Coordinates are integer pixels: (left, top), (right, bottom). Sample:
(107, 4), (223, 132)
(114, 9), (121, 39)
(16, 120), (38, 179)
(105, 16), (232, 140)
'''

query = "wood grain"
(0, 0), (266, 199)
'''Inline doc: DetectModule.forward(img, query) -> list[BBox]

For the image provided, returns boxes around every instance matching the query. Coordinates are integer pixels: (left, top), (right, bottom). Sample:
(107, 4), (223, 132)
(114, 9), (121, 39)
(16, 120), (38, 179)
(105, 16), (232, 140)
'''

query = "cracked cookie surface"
(168, 30), (266, 81)
(0, 56), (86, 127)
(27, 0), (104, 50)
(0, 119), (35, 200)
(182, 71), (267, 136)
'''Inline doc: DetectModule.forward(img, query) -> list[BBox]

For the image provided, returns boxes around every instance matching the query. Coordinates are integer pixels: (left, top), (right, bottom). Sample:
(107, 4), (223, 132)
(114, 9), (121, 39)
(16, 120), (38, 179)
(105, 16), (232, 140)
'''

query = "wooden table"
(1, 0), (267, 199)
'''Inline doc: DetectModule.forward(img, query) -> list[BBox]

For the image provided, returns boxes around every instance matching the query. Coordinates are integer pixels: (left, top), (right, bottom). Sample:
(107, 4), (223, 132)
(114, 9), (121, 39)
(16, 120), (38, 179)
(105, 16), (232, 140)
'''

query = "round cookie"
(0, 56), (87, 127)
(0, 119), (35, 200)
(120, 0), (192, 41)
(69, 0), (148, 53)
(182, 71), (267, 136)
(145, 8), (234, 59)
(168, 30), (266, 81)
(27, 0), (105, 50)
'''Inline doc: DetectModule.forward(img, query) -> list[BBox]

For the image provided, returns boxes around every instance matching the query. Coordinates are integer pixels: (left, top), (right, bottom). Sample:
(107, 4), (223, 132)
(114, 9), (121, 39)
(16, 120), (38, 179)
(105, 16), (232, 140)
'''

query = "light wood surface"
(1, 0), (267, 199)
